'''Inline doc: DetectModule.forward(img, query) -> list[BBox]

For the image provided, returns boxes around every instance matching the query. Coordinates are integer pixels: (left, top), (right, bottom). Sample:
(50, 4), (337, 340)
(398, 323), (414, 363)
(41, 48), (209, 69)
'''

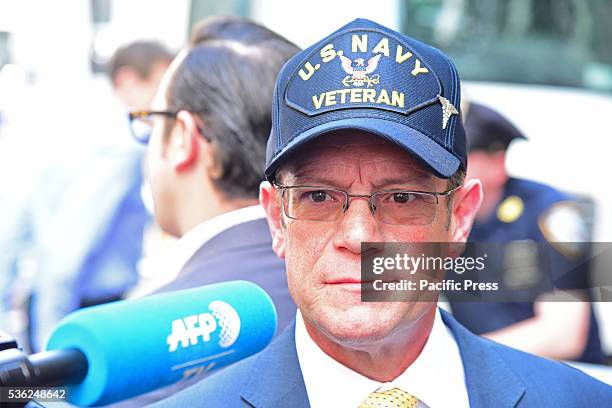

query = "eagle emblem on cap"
(340, 54), (381, 87)
(438, 96), (459, 129)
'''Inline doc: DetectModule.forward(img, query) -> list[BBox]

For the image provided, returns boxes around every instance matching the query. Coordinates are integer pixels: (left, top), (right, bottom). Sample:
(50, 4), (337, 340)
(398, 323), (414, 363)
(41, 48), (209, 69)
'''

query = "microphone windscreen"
(46, 280), (277, 406)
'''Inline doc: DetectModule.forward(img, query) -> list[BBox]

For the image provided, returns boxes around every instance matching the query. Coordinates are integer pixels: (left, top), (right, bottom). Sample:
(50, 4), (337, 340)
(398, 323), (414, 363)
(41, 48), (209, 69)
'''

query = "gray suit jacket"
(158, 218), (295, 330)
(106, 218), (295, 407)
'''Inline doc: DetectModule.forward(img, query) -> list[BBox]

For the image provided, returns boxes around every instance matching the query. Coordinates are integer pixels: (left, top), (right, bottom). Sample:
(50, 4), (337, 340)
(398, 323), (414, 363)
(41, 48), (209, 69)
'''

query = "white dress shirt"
(129, 205), (266, 297)
(168, 204), (266, 274)
(295, 308), (469, 408)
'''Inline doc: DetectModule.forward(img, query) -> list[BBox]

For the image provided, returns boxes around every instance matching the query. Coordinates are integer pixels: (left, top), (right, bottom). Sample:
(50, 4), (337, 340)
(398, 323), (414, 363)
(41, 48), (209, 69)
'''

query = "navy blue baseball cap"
(265, 18), (466, 181)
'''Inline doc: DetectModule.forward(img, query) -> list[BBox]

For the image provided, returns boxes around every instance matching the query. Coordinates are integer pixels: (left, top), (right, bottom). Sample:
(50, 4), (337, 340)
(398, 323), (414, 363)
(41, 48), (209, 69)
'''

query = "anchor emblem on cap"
(340, 54), (381, 87)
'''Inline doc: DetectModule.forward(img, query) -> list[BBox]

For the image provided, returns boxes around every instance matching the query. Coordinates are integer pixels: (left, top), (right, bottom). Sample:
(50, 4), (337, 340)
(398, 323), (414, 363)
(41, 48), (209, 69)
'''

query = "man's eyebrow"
(284, 173), (434, 188)
(286, 174), (341, 186)
(374, 175), (434, 187)
(282, 165), (319, 182)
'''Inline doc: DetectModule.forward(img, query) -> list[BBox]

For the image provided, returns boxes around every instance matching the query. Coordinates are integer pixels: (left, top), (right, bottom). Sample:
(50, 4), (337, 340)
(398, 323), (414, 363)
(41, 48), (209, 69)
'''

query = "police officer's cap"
(464, 102), (526, 153)
(265, 18), (466, 181)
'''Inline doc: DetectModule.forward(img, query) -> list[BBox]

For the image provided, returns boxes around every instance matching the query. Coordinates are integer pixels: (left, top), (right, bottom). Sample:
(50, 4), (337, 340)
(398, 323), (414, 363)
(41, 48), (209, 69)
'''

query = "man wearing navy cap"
(154, 19), (611, 407)
(448, 101), (605, 364)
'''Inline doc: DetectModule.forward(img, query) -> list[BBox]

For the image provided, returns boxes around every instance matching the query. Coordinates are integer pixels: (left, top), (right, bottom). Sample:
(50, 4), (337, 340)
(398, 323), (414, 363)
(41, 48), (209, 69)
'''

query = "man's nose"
(333, 197), (382, 255)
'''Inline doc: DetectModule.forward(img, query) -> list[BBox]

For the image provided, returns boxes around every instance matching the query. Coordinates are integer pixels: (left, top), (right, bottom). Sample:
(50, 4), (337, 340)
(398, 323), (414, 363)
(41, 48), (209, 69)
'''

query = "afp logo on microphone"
(166, 300), (241, 352)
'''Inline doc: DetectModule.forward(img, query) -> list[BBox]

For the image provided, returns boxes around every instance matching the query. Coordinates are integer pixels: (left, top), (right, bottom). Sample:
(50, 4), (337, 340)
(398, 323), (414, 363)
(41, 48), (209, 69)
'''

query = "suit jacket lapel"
(241, 322), (310, 408)
(240, 310), (526, 408)
(440, 310), (526, 408)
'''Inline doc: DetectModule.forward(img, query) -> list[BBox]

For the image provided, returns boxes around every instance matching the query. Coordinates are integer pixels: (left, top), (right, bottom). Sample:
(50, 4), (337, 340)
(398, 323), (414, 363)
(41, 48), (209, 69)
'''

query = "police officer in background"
(448, 101), (605, 364)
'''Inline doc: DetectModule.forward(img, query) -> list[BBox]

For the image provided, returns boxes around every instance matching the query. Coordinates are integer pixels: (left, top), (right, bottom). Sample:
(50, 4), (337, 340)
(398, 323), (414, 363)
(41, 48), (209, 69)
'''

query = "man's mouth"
(324, 278), (385, 286)
(326, 278), (365, 284)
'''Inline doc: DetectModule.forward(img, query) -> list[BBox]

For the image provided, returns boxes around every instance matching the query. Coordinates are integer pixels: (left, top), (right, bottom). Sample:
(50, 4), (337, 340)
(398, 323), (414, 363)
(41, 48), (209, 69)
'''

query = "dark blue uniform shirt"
(449, 177), (604, 364)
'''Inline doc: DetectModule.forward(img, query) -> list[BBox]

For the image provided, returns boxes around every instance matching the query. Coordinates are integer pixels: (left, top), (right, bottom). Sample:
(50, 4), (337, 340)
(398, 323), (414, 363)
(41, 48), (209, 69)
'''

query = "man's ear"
(113, 66), (139, 90)
(112, 66), (141, 104)
(260, 181), (286, 259)
(450, 178), (483, 242)
(168, 110), (200, 172)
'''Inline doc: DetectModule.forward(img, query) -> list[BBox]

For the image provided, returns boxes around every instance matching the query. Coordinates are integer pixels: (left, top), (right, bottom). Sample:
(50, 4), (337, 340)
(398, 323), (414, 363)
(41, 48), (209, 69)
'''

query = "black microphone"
(0, 347), (87, 388)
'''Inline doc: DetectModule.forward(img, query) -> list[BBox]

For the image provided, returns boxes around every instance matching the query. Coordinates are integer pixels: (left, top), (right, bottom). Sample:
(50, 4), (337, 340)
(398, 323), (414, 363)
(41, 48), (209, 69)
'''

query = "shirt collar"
(295, 308), (469, 408)
(170, 204), (266, 274)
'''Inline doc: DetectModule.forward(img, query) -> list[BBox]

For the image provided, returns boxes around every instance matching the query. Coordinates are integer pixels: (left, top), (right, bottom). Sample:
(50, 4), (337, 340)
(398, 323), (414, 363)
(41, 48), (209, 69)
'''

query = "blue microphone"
(41, 280), (277, 406)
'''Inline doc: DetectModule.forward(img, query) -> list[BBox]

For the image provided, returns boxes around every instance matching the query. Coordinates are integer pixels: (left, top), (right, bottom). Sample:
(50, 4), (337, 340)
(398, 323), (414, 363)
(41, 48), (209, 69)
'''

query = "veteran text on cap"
(266, 18), (467, 180)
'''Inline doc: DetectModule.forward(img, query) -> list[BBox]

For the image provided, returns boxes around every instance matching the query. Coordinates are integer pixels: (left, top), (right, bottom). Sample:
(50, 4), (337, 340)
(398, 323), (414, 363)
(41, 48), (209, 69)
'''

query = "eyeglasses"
(128, 110), (177, 144)
(274, 184), (461, 226)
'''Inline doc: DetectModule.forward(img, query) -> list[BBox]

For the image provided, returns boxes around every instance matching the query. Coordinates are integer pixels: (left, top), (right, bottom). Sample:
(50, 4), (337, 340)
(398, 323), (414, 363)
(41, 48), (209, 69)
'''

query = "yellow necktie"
(359, 387), (419, 408)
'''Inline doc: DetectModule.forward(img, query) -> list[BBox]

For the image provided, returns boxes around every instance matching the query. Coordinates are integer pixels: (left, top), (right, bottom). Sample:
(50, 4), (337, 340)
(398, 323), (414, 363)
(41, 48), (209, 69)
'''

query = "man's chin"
(316, 304), (400, 345)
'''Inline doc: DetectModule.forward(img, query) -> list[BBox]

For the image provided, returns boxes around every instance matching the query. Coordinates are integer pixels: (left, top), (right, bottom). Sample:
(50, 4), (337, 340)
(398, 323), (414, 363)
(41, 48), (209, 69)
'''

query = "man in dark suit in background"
(112, 17), (300, 407)
(153, 18), (611, 407)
